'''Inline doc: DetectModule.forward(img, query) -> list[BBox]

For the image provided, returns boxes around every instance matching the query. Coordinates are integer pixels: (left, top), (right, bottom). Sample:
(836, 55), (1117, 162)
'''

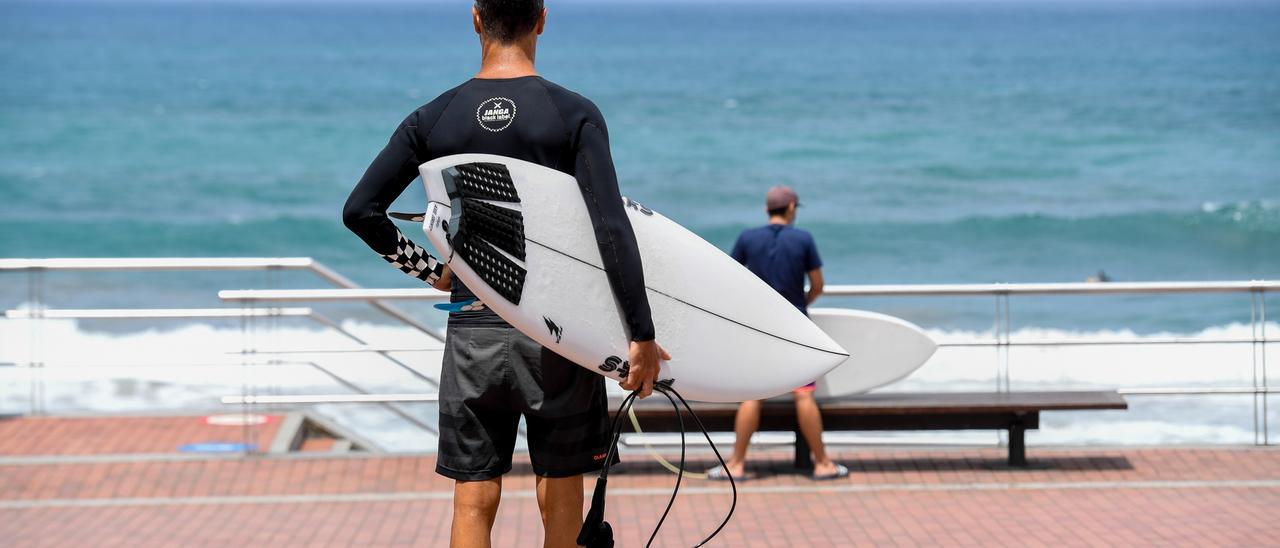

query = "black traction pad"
(455, 232), (526, 305)
(460, 199), (526, 261)
(445, 162), (520, 203)
(443, 161), (527, 305)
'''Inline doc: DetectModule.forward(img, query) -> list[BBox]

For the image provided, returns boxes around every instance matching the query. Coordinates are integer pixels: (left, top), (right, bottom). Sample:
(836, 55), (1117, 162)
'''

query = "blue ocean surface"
(1, 0), (1277, 333)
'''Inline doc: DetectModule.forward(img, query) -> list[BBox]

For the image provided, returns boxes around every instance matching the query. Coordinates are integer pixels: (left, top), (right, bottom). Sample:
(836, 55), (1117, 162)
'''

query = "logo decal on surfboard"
(598, 355), (630, 379)
(623, 196), (654, 216)
(477, 97), (516, 132)
(543, 316), (563, 343)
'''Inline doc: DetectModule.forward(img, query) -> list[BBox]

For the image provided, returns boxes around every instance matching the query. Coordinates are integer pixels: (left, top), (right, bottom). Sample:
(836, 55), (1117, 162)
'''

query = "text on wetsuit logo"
(477, 97), (517, 132)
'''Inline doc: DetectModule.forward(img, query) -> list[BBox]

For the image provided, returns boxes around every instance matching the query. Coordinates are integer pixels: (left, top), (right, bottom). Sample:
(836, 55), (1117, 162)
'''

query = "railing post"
(26, 268), (45, 416)
(993, 292), (1011, 394)
(993, 294), (1001, 394)
(1002, 293), (1011, 393)
(1254, 290), (1264, 445)
(993, 292), (1011, 449)
(1260, 289), (1270, 445)
(239, 298), (257, 456)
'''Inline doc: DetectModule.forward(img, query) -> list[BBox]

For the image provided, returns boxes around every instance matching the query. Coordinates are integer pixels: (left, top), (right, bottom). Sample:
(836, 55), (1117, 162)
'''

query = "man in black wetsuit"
(342, 2), (668, 546)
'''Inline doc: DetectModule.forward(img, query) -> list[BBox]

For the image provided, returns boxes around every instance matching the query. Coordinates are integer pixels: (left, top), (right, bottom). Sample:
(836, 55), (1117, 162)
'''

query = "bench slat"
(628, 391), (1127, 417)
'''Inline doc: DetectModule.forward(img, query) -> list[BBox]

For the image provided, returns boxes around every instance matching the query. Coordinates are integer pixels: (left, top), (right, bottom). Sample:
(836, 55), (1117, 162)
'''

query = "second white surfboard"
(809, 308), (937, 398)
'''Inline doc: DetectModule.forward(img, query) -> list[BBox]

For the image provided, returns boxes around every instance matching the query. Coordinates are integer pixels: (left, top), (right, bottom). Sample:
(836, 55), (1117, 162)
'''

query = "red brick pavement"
(1, 446), (1277, 547)
(0, 415), (281, 456)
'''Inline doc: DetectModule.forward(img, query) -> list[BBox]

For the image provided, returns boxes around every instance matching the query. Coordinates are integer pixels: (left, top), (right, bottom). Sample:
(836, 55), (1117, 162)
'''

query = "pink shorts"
(794, 382), (816, 393)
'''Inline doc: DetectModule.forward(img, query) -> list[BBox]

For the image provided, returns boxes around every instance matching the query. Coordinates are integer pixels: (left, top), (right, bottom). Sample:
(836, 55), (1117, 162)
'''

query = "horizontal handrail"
(939, 338), (1275, 347)
(0, 255), (443, 336)
(215, 281), (1278, 303)
(1118, 387), (1280, 395)
(233, 347), (443, 354)
(222, 394), (440, 404)
(822, 280), (1277, 297)
(0, 257), (315, 272)
(218, 387), (1280, 405)
(219, 288), (449, 302)
(217, 280), (1280, 302)
(4, 307), (312, 320)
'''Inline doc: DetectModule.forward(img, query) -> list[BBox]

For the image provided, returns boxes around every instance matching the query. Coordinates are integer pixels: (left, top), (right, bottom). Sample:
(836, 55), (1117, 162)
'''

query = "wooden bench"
(626, 391), (1128, 467)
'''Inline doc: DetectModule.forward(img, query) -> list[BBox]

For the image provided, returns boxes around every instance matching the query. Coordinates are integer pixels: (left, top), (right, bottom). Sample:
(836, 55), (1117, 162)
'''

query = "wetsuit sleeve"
(575, 121), (656, 342)
(342, 112), (444, 285)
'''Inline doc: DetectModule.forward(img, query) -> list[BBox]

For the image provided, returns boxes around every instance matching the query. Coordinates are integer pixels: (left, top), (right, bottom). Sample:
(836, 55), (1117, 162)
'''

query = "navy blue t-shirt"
(730, 224), (823, 313)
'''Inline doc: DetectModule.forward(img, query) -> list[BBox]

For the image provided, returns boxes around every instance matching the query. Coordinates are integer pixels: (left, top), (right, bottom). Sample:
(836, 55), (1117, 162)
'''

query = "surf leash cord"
(577, 382), (737, 548)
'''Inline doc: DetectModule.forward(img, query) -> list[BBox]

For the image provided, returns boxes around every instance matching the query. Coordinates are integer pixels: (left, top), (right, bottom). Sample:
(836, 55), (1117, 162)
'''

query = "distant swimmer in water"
(1087, 270), (1112, 283)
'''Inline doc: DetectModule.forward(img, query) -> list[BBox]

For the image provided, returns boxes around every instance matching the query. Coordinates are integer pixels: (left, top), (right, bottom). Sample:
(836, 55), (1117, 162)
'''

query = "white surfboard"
(413, 154), (848, 402)
(809, 308), (937, 398)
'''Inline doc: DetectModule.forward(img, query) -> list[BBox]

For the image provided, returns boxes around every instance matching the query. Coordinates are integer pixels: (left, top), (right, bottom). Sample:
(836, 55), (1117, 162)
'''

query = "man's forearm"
(805, 269), (824, 305)
(342, 114), (447, 288)
(576, 122), (656, 341)
(379, 230), (445, 286)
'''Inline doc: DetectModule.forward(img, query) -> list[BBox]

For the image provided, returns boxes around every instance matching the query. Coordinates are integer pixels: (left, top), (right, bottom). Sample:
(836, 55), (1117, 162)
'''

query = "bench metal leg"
(1008, 417), (1027, 467)
(794, 427), (813, 470)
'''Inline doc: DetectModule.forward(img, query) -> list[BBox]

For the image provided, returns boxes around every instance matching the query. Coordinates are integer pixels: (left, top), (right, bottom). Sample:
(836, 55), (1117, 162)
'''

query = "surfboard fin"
(433, 299), (484, 313)
(389, 212), (426, 222)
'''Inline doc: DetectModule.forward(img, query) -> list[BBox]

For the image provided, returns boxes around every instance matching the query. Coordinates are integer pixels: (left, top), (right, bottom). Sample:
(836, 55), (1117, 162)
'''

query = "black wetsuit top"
(343, 76), (656, 342)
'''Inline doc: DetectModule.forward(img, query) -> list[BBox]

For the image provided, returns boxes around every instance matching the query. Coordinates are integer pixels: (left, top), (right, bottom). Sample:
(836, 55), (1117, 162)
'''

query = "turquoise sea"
(1, 0), (1278, 332)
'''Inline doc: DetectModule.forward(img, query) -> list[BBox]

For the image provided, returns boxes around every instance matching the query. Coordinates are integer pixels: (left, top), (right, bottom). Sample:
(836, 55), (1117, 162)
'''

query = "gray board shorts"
(436, 325), (616, 480)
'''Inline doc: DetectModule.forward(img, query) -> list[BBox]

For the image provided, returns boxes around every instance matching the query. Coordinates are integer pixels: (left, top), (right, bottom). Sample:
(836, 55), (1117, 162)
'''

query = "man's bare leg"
(534, 474), (584, 548)
(451, 478), (502, 548)
(794, 390), (838, 476)
(722, 399), (762, 477)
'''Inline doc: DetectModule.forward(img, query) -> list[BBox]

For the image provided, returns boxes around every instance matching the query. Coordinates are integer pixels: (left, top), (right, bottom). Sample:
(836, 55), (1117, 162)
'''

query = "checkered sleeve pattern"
(381, 230), (444, 285)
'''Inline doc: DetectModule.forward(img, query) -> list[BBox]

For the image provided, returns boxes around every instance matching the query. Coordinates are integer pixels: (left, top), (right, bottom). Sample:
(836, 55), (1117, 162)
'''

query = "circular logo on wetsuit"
(476, 97), (517, 132)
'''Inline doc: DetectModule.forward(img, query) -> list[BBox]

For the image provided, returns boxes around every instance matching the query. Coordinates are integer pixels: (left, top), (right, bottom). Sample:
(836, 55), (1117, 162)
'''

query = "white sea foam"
(1, 316), (1274, 449)
(900, 324), (1272, 389)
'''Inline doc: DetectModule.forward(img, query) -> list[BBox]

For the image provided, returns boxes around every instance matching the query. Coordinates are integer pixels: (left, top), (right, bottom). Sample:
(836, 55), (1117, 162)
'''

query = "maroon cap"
(765, 185), (799, 210)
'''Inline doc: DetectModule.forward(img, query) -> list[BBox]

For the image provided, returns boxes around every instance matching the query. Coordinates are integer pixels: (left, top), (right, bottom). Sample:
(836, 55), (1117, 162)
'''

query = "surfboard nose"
(813, 326), (850, 360)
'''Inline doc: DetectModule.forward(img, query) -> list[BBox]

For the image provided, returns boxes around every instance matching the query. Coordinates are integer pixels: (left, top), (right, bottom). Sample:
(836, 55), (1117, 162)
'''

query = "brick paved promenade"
(1, 416), (1277, 546)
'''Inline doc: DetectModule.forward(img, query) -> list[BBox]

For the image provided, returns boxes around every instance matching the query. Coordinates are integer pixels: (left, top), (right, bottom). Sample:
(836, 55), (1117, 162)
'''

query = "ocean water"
(1, 1), (1278, 446)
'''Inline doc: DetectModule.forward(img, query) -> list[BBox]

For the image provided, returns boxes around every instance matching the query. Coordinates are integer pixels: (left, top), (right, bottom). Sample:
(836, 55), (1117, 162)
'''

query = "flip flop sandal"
(706, 465), (749, 482)
(811, 463), (849, 481)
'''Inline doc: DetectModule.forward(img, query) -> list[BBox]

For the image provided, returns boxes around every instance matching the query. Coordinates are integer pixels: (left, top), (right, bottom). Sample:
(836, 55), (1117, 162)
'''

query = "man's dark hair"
(767, 207), (788, 217)
(475, 0), (545, 44)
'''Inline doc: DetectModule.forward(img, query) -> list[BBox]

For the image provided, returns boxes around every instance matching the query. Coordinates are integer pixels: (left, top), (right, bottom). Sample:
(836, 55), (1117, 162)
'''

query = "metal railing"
(0, 258), (449, 433)
(217, 277), (1269, 445)
(822, 281), (1274, 445)
(822, 281), (1273, 391)
(2, 257), (1273, 447)
(0, 257), (444, 340)
(220, 279), (1275, 445)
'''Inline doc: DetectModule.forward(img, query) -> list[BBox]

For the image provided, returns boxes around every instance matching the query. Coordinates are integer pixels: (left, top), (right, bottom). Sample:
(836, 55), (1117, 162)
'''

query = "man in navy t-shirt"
(709, 185), (849, 481)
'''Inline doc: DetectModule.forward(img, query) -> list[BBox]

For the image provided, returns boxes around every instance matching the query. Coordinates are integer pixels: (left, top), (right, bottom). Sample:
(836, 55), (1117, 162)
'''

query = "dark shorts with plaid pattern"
(436, 325), (616, 480)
